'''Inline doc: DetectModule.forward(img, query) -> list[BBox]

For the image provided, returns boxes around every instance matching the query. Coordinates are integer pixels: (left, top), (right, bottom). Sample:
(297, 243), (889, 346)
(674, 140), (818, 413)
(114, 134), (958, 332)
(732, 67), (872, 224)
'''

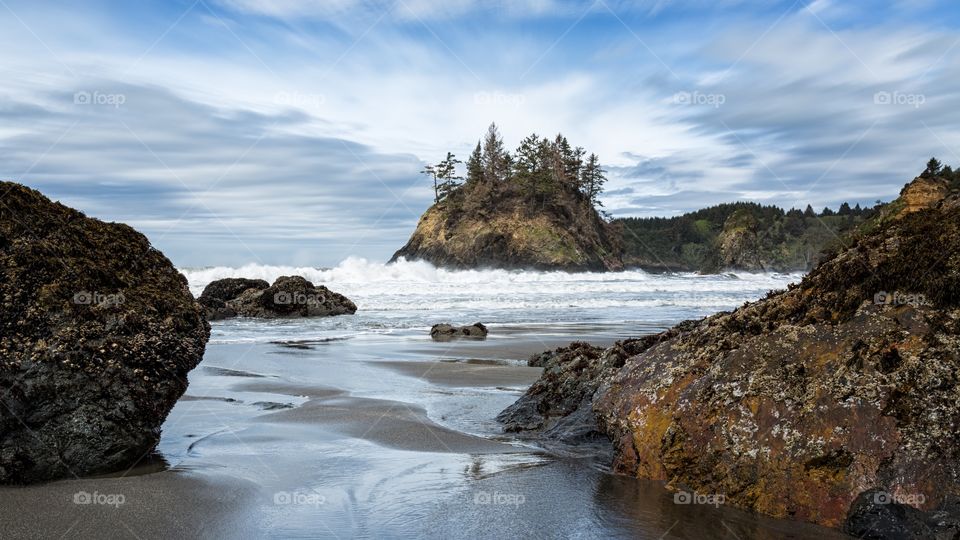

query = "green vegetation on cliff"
(616, 202), (876, 273)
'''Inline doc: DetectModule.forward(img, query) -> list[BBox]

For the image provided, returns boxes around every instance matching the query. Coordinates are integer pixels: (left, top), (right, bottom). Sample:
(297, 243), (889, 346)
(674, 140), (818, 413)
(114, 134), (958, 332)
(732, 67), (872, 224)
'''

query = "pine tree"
(838, 202), (852, 215)
(803, 204), (816, 218)
(466, 141), (483, 184)
(481, 123), (511, 183)
(922, 157), (943, 178)
(435, 152), (463, 202)
(551, 134), (578, 186)
(568, 146), (585, 187)
(580, 153), (607, 206)
(514, 133), (548, 200)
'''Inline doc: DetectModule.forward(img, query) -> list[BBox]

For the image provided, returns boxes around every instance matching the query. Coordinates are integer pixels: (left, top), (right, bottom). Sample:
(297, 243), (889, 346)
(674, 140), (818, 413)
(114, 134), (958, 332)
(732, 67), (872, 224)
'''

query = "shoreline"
(0, 327), (850, 539)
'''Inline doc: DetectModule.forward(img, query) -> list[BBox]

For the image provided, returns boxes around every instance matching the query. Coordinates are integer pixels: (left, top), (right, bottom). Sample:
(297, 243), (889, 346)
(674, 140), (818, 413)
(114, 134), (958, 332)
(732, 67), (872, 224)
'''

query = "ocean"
(181, 257), (802, 345)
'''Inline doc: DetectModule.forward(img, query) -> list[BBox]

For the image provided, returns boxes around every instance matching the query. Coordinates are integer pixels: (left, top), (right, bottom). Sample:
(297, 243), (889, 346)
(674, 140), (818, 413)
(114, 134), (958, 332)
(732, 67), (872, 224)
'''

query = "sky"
(2, 0), (959, 267)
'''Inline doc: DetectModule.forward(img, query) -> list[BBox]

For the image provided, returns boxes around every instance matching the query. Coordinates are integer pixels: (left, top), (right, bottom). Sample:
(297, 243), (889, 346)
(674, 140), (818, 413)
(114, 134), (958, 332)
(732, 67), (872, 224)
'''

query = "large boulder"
(500, 174), (960, 533)
(200, 276), (356, 320)
(0, 182), (210, 484)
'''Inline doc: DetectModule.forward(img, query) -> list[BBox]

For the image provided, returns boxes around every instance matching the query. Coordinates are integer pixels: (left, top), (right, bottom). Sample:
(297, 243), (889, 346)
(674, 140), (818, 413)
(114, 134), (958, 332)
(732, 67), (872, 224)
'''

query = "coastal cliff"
(500, 168), (960, 536)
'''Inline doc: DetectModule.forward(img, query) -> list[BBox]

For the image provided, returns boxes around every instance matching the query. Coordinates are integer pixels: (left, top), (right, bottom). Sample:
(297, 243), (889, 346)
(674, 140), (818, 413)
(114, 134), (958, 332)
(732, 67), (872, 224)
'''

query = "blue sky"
(2, 0), (959, 266)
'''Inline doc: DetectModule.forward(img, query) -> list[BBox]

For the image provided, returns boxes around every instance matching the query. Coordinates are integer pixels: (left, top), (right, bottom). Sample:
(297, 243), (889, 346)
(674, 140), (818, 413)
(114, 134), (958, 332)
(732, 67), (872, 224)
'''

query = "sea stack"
(0, 182), (210, 484)
(390, 124), (623, 272)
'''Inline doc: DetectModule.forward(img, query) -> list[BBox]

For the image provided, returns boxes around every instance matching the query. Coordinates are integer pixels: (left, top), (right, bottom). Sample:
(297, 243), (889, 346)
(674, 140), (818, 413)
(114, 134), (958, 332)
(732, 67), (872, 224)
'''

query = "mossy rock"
(0, 182), (210, 483)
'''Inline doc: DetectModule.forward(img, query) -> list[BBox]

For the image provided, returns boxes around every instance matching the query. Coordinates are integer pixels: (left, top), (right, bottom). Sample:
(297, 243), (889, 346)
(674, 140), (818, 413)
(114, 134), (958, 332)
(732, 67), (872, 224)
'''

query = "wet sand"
(249, 380), (519, 454)
(0, 471), (260, 539)
(0, 328), (853, 539)
(374, 359), (543, 388)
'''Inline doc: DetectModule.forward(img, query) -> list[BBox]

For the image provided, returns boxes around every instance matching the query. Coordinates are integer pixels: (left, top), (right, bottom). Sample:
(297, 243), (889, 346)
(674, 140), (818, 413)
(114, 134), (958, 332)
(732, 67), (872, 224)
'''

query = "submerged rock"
(199, 276), (356, 320)
(430, 322), (488, 340)
(0, 182), (210, 484)
(500, 173), (960, 533)
(844, 489), (960, 540)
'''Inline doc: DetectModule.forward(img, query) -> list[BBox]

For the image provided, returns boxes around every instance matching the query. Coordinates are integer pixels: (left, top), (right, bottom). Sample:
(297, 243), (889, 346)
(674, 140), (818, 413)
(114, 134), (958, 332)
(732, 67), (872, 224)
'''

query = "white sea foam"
(180, 257), (801, 312)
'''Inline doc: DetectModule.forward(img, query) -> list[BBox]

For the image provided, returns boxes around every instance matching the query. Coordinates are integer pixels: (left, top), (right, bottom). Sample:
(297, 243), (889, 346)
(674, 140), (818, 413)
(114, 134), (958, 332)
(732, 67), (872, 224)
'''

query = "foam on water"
(179, 257), (803, 344)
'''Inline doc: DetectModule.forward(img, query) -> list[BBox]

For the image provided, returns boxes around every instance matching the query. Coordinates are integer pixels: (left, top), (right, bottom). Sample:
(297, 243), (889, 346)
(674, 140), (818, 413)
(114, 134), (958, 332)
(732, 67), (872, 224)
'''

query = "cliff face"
(391, 190), (623, 272)
(500, 174), (960, 535)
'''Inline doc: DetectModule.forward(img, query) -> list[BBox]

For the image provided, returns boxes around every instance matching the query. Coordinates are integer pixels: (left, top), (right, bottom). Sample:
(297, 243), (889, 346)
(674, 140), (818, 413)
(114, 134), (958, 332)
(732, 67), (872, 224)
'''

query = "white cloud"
(3, 0), (960, 264)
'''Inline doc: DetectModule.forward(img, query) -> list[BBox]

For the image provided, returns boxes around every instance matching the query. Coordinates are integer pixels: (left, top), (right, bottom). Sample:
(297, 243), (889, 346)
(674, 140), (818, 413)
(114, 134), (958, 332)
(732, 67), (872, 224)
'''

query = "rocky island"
(0, 182), (210, 483)
(391, 124), (624, 271)
(499, 164), (960, 538)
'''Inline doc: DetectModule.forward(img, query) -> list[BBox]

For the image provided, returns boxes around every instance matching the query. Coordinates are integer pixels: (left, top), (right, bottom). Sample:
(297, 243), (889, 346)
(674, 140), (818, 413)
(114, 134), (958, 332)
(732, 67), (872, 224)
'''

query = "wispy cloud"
(1, 0), (959, 265)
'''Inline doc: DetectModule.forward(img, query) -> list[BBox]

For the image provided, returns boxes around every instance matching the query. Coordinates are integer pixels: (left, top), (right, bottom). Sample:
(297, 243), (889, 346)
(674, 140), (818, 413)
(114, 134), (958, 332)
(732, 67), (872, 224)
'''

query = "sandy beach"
(0, 325), (852, 539)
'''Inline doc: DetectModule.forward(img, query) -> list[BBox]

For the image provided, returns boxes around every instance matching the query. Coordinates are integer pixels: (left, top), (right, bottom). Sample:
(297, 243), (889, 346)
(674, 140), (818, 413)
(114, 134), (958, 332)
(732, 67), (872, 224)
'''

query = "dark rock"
(197, 278), (268, 320)
(0, 182), (210, 484)
(497, 333), (687, 438)
(844, 489), (960, 540)
(199, 276), (356, 320)
(430, 322), (488, 340)
(200, 277), (269, 302)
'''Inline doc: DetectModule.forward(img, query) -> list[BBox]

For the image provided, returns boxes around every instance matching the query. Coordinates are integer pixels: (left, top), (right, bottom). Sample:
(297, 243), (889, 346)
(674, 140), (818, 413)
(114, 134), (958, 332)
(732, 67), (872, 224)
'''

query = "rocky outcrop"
(430, 322), (488, 340)
(898, 176), (949, 216)
(391, 196), (622, 272)
(844, 489), (960, 539)
(500, 175), (960, 533)
(199, 276), (356, 320)
(716, 209), (766, 271)
(197, 278), (268, 320)
(0, 182), (210, 484)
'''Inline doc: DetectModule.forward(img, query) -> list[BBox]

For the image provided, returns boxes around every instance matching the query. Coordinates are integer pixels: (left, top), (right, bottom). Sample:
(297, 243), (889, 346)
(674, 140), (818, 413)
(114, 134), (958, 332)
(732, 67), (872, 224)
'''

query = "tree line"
(420, 123), (607, 209)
